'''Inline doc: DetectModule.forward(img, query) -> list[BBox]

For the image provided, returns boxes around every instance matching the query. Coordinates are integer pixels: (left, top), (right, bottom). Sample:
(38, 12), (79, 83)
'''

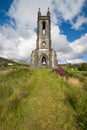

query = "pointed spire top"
(47, 7), (50, 16)
(38, 8), (41, 16)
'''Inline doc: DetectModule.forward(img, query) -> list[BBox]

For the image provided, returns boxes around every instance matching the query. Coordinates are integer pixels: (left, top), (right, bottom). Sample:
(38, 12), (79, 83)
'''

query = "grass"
(0, 67), (87, 130)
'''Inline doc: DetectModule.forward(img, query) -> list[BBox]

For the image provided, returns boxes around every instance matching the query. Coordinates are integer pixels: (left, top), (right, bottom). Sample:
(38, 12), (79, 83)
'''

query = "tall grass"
(65, 86), (87, 129)
(0, 68), (32, 129)
(0, 68), (87, 130)
(52, 67), (87, 129)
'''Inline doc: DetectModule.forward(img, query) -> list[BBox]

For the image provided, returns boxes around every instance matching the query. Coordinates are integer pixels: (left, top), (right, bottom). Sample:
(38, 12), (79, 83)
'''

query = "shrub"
(78, 63), (87, 71)
(53, 67), (68, 77)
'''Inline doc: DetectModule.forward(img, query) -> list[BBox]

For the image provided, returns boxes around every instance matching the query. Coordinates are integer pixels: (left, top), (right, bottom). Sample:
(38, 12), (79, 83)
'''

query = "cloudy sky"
(0, 0), (87, 64)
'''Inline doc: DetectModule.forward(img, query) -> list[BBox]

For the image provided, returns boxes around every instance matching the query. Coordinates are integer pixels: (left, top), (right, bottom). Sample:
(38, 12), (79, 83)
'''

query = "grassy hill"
(0, 67), (87, 130)
(0, 57), (29, 68)
(0, 57), (17, 65)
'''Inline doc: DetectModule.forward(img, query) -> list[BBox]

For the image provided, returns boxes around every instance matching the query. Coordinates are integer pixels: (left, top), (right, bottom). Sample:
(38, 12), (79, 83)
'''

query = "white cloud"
(70, 33), (87, 55)
(0, 0), (87, 64)
(0, 25), (36, 62)
(51, 23), (87, 64)
(1, 0), (50, 62)
(0, 0), (50, 62)
(72, 16), (87, 30)
(66, 59), (83, 64)
(51, 0), (85, 21)
(51, 24), (72, 53)
(8, 0), (51, 29)
(51, 0), (87, 31)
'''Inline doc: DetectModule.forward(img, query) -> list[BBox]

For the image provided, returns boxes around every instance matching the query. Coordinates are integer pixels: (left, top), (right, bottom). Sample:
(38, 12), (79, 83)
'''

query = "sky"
(0, 0), (87, 64)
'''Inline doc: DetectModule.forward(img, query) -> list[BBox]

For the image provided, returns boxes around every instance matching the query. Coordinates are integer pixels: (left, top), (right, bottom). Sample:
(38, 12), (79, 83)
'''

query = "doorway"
(42, 56), (46, 65)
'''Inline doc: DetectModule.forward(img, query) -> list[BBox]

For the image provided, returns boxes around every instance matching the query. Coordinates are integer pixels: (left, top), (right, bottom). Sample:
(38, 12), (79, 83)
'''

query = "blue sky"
(0, 0), (12, 24)
(0, 0), (87, 64)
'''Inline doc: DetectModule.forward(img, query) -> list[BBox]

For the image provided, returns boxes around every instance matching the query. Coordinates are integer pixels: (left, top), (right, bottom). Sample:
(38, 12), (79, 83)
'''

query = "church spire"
(38, 8), (41, 16)
(47, 7), (50, 16)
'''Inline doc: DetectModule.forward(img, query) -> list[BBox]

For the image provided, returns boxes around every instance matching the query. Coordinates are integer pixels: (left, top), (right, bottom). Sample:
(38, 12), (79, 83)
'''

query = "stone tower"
(30, 8), (57, 68)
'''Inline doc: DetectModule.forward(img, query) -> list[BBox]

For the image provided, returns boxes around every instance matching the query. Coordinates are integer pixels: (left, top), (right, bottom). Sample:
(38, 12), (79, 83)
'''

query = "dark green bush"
(78, 63), (87, 71)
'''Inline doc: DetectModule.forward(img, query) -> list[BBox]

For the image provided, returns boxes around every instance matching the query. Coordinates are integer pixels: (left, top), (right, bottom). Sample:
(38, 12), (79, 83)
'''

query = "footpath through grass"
(0, 68), (87, 130)
(26, 69), (77, 130)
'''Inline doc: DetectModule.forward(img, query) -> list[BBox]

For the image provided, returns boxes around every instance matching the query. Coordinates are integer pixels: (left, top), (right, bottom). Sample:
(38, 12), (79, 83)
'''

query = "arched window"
(42, 56), (46, 65)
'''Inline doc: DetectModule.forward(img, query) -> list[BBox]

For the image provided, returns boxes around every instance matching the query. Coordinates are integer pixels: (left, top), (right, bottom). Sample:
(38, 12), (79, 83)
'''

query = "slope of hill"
(0, 57), (17, 64)
(0, 57), (29, 68)
(0, 68), (87, 130)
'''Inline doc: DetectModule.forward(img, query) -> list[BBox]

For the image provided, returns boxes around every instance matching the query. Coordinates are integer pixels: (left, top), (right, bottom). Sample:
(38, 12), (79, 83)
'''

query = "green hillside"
(0, 57), (17, 64)
(0, 68), (87, 130)
(0, 57), (29, 68)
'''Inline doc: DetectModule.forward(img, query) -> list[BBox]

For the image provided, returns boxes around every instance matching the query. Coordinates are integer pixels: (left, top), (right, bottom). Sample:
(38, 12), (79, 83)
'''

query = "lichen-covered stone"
(30, 8), (57, 68)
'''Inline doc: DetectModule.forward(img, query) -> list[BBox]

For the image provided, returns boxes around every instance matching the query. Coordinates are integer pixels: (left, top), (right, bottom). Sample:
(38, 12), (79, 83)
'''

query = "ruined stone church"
(30, 8), (57, 68)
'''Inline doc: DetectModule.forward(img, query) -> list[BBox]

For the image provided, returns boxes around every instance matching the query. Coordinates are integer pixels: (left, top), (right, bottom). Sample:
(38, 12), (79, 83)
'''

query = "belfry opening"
(42, 21), (46, 34)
